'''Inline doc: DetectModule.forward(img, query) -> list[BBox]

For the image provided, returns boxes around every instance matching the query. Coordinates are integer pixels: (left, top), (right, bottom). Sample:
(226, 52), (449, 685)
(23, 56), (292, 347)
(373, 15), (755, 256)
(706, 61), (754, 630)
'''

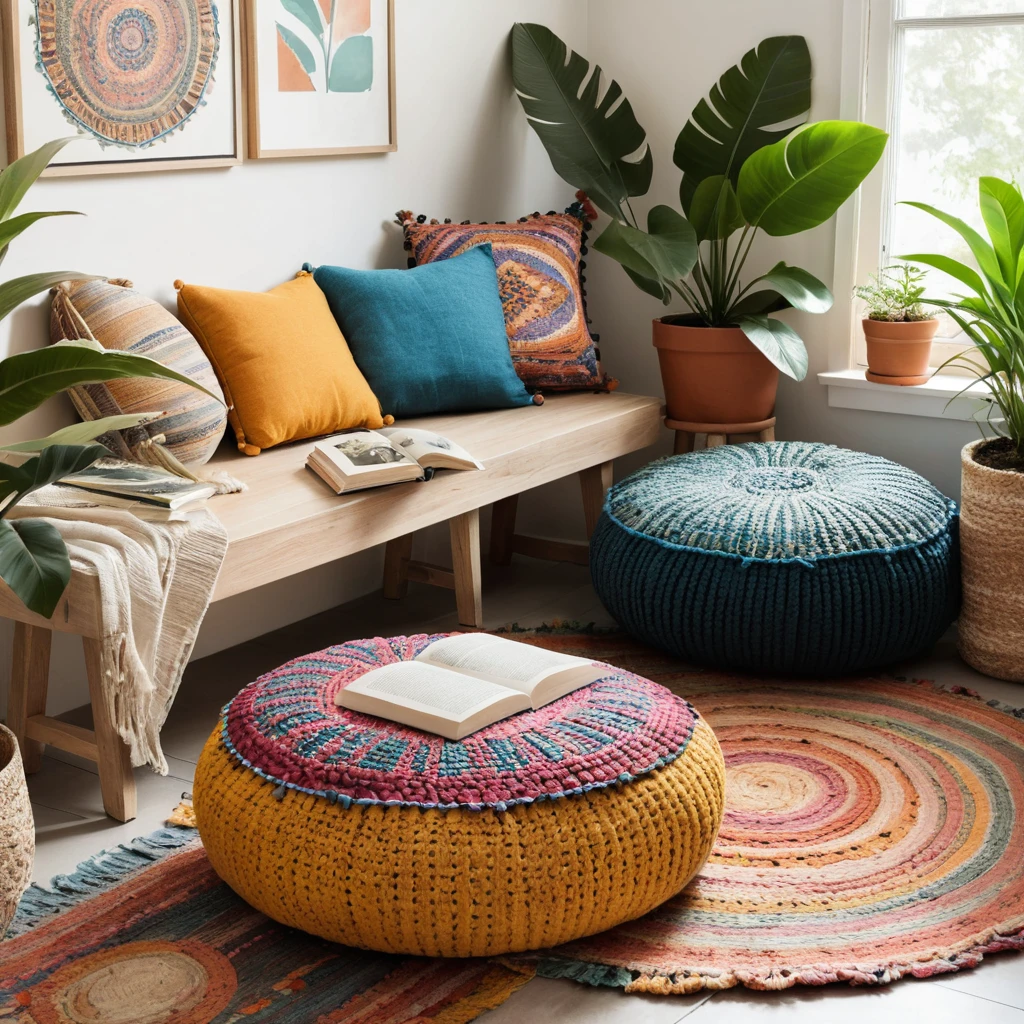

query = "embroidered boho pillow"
(397, 206), (615, 392)
(50, 278), (227, 466)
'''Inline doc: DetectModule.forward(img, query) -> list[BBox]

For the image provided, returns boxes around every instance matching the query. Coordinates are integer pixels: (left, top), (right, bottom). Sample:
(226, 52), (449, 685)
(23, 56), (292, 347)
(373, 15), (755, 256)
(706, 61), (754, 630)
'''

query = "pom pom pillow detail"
(397, 206), (614, 392)
(310, 244), (539, 419)
(176, 272), (389, 456)
(50, 278), (227, 465)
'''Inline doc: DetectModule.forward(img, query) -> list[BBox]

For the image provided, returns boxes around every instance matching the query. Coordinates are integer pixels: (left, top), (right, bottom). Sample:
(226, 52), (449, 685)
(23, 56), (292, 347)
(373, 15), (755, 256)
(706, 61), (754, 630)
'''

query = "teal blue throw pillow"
(309, 244), (537, 418)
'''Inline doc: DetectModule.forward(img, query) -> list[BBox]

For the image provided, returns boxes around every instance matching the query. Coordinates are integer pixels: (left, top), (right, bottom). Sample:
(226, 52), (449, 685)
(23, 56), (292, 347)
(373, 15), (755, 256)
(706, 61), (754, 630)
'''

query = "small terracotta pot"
(862, 318), (939, 386)
(653, 318), (779, 425)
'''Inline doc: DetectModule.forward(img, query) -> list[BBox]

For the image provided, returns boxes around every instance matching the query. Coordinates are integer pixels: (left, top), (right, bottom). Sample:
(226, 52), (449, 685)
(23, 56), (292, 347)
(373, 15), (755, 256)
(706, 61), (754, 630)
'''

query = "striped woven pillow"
(50, 278), (227, 465)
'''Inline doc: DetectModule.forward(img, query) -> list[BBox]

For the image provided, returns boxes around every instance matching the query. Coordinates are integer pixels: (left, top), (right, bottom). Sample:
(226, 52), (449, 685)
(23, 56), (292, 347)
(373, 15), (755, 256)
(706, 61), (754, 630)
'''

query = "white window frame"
(831, 0), (1024, 375)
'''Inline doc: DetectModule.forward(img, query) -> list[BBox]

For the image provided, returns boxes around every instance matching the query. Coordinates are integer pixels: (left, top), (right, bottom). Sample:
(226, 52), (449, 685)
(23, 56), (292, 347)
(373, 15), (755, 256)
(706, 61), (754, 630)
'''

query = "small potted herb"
(854, 264), (939, 385)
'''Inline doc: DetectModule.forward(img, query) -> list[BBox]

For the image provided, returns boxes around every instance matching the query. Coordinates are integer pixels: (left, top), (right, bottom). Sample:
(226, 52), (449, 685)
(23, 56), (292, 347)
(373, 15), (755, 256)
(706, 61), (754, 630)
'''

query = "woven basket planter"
(0, 723), (34, 937)
(959, 438), (1024, 681)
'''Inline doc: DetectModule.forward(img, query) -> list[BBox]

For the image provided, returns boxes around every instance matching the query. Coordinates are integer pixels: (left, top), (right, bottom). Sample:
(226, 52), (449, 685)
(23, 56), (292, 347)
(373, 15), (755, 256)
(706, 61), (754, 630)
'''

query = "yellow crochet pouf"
(194, 635), (726, 957)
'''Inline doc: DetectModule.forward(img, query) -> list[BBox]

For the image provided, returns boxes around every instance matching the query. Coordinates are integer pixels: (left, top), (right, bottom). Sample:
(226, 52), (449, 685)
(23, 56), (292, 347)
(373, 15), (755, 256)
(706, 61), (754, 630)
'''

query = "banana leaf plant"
(0, 139), (220, 617)
(511, 25), (889, 380)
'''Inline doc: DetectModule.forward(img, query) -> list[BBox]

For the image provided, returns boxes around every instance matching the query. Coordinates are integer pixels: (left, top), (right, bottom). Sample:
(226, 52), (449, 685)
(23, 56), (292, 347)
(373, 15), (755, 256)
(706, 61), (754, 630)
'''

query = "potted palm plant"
(902, 176), (1024, 680)
(855, 264), (939, 385)
(0, 139), (219, 619)
(511, 27), (887, 424)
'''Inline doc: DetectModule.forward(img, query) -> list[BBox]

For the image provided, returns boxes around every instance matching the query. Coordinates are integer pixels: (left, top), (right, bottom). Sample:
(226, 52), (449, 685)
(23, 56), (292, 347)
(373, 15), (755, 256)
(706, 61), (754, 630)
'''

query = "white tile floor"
(23, 560), (1024, 1022)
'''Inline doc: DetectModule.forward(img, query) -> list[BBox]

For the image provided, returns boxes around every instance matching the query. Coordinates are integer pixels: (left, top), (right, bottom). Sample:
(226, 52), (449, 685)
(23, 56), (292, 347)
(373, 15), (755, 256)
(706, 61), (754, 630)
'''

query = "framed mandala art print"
(244, 0), (395, 158)
(1, 0), (242, 174)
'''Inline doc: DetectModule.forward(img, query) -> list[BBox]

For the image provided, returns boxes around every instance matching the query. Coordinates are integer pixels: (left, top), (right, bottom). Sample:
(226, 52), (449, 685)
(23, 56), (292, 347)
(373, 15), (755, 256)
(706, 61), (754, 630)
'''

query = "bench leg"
(382, 533), (413, 599)
(83, 637), (137, 822)
(449, 509), (483, 628)
(579, 461), (613, 540)
(490, 495), (518, 566)
(759, 425), (776, 442)
(706, 433), (727, 449)
(8, 623), (51, 774)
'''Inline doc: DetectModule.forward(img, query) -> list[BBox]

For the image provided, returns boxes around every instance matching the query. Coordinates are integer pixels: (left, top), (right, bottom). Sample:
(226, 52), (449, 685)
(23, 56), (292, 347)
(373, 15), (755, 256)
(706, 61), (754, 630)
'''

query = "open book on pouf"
(335, 633), (606, 740)
(307, 427), (482, 494)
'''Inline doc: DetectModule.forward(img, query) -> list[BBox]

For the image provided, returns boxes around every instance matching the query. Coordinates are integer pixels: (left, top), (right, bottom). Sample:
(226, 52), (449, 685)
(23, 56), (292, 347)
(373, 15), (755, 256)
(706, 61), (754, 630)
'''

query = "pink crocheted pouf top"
(222, 633), (700, 810)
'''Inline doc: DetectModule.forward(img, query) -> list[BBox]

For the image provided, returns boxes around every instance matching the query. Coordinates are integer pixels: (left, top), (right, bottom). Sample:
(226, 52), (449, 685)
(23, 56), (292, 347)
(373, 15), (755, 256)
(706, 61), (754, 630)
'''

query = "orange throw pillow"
(175, 272), (389, 455)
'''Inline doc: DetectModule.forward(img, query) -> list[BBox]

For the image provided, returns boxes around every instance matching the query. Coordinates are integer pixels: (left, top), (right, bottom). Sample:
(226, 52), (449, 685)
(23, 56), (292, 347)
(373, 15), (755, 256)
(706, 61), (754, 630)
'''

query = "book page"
(338, 661), (521, 717)
(417, 634), (596, 697)
(378, 428), (483, 471)
(315, 431), (420, 477)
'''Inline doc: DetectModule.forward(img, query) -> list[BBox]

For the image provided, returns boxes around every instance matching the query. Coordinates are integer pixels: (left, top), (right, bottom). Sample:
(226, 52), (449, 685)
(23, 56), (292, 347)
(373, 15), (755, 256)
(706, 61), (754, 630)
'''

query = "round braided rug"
(506, 630), (1024, 993)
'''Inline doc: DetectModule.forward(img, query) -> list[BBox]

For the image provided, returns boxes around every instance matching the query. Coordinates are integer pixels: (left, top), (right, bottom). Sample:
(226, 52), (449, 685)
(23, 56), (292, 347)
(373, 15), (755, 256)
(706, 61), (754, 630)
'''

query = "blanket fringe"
(535, 958), (634, 989)
(9, 825), (196, 938)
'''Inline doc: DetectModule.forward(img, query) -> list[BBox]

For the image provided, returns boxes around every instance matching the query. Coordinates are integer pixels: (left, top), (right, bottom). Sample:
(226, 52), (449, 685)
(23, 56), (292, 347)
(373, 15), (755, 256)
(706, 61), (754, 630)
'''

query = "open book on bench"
(307, 427), (483, 494)
(334, 633), (606, 740)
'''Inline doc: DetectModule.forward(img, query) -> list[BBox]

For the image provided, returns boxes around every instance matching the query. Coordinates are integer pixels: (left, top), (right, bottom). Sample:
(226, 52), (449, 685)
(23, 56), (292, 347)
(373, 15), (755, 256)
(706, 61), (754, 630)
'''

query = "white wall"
(0, 0), (589, 715)
(585, 0), (978, 499)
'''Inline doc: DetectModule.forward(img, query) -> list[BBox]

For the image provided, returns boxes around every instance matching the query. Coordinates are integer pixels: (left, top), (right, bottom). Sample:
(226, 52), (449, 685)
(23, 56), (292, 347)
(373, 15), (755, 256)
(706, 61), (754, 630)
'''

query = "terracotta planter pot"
(862, 318), (939, 386)
(958, 439), (1024, 681)
(0, 723), (34, 938)
(653, 319), (779, 425)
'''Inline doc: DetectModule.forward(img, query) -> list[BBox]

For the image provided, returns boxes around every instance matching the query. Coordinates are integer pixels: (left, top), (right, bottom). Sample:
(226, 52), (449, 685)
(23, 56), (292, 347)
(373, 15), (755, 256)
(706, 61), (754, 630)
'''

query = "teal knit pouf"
(590, 443), (960, 676)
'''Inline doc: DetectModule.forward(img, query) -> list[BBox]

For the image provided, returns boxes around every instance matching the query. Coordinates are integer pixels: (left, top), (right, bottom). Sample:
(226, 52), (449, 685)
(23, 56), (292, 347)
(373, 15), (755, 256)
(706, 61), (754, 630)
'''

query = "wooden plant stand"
(667, 415), (776, 454)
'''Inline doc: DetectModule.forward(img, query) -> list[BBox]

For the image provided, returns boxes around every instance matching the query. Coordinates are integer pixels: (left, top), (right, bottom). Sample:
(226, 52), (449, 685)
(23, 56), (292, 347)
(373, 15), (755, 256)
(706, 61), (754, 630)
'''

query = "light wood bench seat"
(2, 391), (662, 820)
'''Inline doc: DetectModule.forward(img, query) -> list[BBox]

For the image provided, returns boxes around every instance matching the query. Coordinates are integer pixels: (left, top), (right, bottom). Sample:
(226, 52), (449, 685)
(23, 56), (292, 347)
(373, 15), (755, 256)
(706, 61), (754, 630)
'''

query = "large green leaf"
(897, 252), (987, 299)
(0, 138), (76, 221)
(688, 175), (745, 241)
(511, 23), (652, 218)
(0, 338), (221, 426)
(279, 0), (322, 39)
(0, 211), (82, 250)
(0, 443), (110, 507)
(593, 205), (698, 285)
(738, 121), (888, 236)
(979, 176), (1024, 287)
(735, 314), (809, 380)
(0, 413), (160, 452)
(674, 36), (811, 215)
(899, 201), (1004, 295)
(276, 23), (316, 73)
(747, 262), (833, 313)
(0, 518), (70, 617)
(624, 266), (671, 304)
(729, 289), (791, 316)
(0, 271), (99, 323)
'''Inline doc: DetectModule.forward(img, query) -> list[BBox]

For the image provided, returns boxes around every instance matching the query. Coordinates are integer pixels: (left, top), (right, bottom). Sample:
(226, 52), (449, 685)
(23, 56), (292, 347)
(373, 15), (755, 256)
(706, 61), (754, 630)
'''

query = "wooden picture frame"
(244, 0), (396, 160)
(1, 0), (242, 176)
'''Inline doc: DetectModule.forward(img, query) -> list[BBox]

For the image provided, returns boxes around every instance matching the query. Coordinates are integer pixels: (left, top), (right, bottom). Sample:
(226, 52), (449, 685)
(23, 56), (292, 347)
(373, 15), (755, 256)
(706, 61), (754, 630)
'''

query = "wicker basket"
(958, 439), (1024, 681)
(0, 723), (34, 938)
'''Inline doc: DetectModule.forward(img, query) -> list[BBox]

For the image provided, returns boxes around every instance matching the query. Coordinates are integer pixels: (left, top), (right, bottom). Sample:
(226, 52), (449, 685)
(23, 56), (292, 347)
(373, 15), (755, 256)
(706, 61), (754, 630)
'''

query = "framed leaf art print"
(0, 0), (242, 174)
(244, 0), (395, 158)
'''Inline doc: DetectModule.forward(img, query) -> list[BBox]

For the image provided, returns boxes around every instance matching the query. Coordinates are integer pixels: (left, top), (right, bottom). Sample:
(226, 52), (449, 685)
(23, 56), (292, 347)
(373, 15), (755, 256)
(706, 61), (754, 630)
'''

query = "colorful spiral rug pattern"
(34, 0), (219, 147)
(505, 629), (1024, 992)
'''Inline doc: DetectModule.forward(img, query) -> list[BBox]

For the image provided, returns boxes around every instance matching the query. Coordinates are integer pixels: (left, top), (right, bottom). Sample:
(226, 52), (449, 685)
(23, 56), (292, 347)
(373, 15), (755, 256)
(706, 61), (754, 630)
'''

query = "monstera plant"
(0, 139), (218, 618)
(511, 26), (888, 426)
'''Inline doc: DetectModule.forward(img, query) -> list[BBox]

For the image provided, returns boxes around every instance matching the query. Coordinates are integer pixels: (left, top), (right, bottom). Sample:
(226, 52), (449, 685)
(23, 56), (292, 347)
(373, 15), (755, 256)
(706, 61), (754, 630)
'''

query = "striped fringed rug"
(501, 625), (1024, 994)
(0, 823), (532, 1022)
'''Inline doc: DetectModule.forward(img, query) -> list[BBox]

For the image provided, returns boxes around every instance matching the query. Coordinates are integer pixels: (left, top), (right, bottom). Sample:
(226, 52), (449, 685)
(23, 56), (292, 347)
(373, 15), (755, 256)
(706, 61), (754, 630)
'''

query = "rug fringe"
(537, 926), (1024, 995)
(493, 620), (618, 637)
(10, 824), (197, 938)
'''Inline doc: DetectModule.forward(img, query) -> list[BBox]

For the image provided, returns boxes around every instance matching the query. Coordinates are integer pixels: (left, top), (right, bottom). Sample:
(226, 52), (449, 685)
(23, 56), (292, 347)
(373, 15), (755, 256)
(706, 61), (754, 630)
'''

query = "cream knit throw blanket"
(8, 487), (227, 774)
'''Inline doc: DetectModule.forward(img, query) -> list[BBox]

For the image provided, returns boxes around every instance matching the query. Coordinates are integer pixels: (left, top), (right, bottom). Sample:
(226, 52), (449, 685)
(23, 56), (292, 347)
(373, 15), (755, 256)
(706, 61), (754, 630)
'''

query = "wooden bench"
(2, 391), (662, 821)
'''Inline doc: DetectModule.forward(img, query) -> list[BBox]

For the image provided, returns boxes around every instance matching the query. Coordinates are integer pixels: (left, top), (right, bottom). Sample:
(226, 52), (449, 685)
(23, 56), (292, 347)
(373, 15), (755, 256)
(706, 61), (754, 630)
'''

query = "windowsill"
(818, 369), (993, 421)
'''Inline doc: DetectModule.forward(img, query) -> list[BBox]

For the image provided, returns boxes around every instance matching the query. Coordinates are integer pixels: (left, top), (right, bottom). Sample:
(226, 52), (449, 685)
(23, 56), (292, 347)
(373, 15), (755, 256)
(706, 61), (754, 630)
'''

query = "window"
(845, 0), (1024, 369)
